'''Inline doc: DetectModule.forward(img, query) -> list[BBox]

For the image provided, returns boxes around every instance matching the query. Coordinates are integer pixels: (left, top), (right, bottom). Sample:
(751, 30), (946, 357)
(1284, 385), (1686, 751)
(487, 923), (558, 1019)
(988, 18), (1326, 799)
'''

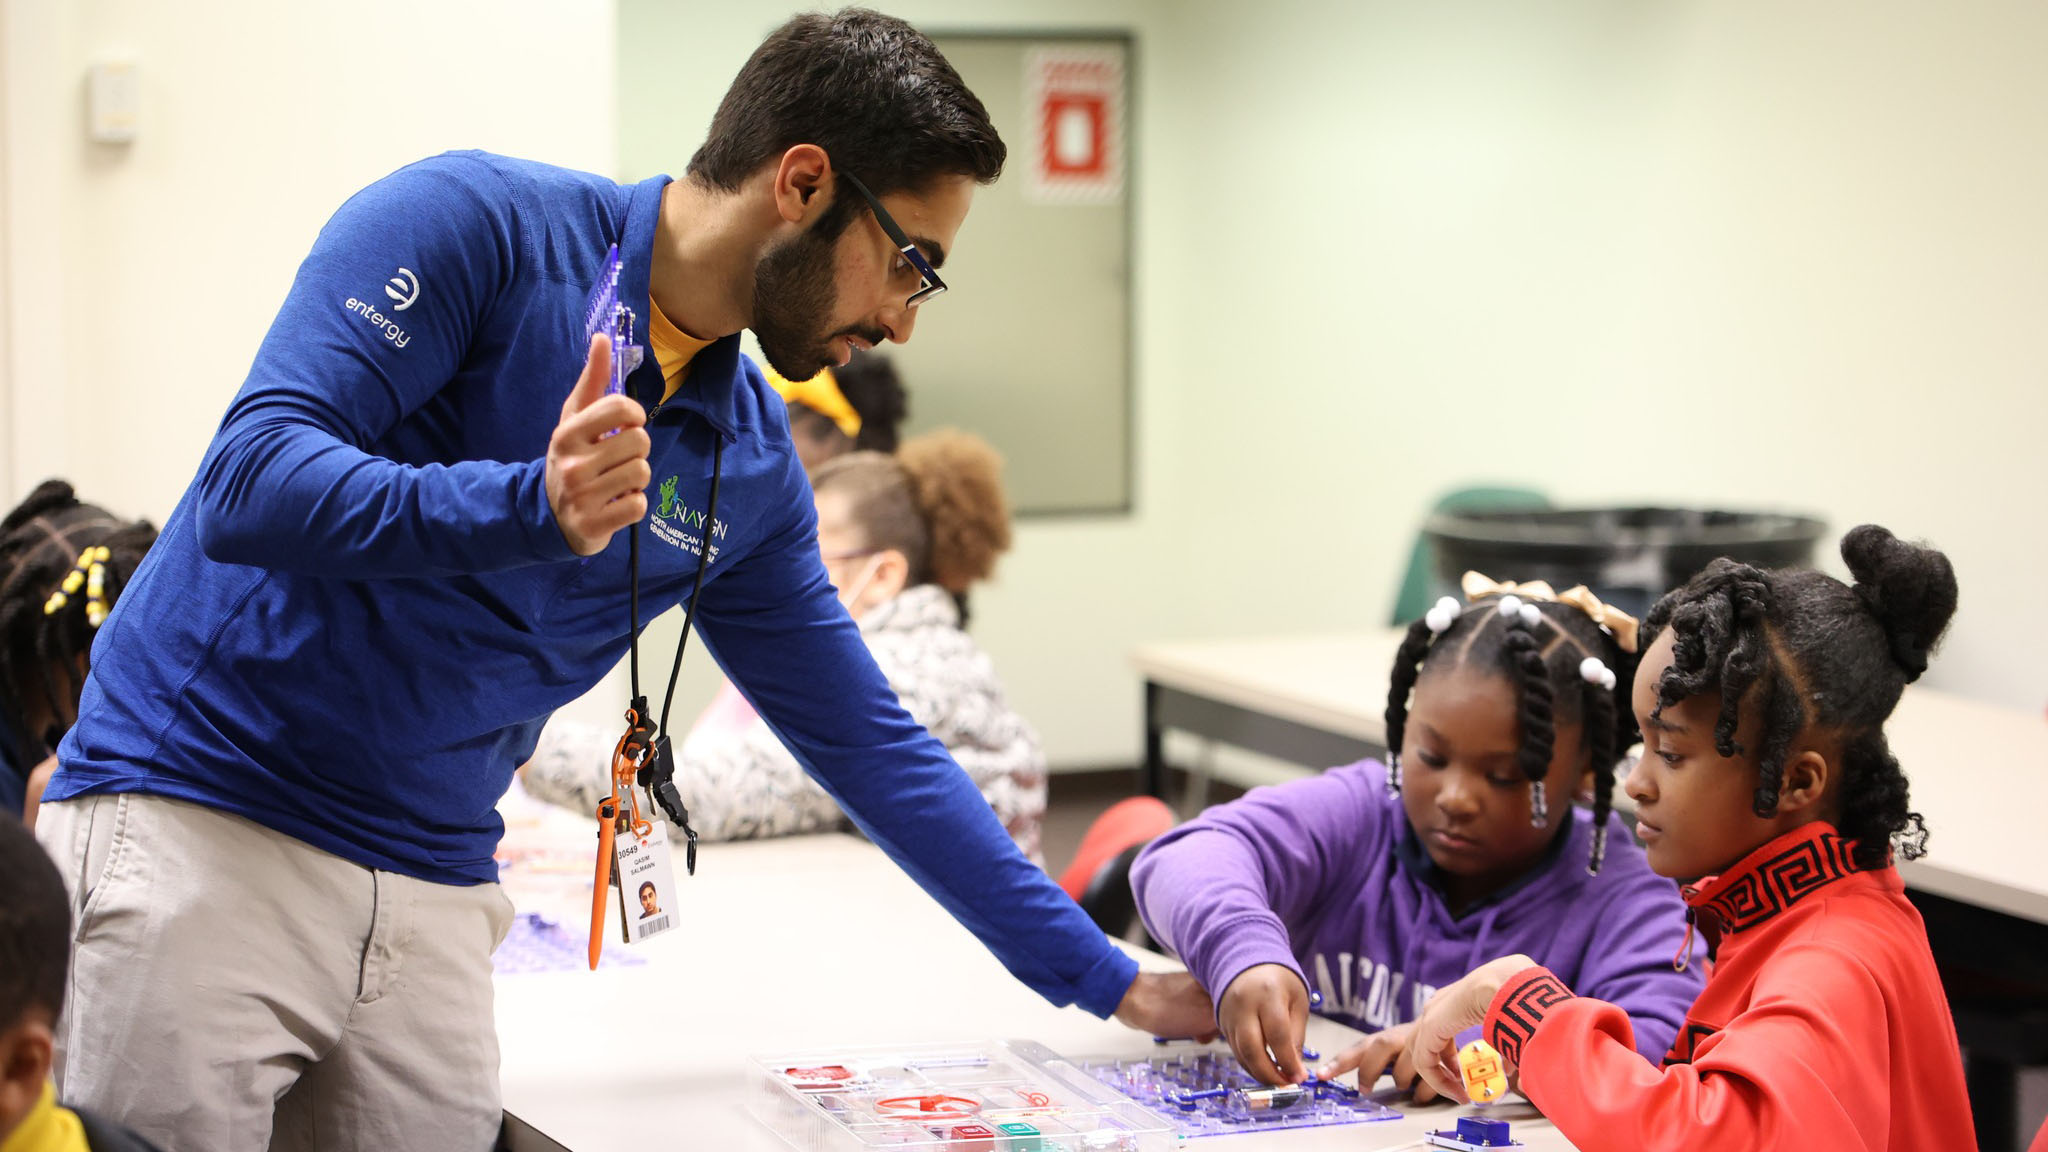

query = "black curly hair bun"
(1840, 524), (1958, 683)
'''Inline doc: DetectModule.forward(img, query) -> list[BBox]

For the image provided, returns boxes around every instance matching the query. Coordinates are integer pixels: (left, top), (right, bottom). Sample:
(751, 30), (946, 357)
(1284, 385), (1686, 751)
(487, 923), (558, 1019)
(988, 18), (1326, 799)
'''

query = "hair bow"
(767, 366), (861, 439)
(1460, 571), (1640, 653)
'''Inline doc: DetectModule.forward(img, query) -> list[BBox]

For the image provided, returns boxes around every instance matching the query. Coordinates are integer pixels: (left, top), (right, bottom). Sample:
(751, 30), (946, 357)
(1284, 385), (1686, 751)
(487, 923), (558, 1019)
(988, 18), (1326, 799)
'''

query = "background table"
(1134, 632), (1404, 797)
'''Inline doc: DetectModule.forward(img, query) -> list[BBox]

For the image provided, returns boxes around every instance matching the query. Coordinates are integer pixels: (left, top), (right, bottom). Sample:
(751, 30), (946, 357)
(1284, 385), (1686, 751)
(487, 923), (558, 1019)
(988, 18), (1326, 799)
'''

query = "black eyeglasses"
(839, 172), (947, 307)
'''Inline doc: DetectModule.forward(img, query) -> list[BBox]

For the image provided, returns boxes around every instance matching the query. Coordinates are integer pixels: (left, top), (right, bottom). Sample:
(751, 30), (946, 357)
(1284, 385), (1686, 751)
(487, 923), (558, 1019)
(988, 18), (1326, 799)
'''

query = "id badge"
(613, 816), (680, 944)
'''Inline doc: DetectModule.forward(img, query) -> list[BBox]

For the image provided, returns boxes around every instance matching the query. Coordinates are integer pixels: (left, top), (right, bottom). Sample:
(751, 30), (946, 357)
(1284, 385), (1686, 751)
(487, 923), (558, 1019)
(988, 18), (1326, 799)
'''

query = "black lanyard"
(621, 435), (724, 875)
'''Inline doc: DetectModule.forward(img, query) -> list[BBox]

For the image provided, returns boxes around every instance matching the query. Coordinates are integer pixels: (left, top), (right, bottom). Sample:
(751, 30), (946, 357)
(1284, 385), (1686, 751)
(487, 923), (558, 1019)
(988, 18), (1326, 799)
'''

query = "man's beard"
(752, 227), (843, 382)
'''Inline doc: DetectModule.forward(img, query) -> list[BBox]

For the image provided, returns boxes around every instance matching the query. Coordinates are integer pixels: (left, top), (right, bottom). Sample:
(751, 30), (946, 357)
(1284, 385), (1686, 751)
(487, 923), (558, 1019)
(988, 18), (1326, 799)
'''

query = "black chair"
(1909, 887), (2048, 1152)
(1077, 842), (1157, 951)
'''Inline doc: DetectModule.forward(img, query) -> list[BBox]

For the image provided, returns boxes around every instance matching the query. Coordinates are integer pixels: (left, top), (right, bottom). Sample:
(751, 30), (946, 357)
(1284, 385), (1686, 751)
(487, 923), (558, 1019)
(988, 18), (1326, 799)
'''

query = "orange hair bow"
(1460, 571), (1640, 653)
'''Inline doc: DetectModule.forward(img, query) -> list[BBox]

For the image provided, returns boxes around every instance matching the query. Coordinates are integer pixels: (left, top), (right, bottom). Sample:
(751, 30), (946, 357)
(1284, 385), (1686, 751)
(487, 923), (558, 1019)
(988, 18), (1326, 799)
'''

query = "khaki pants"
(36, 792), (514, 1152)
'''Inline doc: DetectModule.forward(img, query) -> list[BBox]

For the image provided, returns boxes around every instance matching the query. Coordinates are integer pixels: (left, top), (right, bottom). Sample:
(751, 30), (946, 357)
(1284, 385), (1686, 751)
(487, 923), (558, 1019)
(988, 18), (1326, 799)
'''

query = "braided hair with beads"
(0, 480), (157, 764)
(1384, 580), (1641, 874)
(1640, 524), (1955, 870)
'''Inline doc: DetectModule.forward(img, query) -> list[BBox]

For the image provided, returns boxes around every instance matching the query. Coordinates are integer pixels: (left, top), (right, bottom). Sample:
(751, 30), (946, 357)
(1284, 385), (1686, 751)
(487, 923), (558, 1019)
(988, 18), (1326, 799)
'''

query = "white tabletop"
(1886, 687), (2048, 923)
(1132, 631), (1406, 747)
(493, 800), (1575, 1151)
(1132, 630), (2048, 924)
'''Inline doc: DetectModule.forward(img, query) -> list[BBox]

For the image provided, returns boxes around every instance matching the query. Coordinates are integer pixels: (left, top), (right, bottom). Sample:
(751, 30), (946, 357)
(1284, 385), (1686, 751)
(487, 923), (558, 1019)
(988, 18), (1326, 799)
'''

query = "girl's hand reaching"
(1313, 1021), (1439, 1102)
(1406, 954), (1537, 1103)
(1216, 963), (1312, 1086)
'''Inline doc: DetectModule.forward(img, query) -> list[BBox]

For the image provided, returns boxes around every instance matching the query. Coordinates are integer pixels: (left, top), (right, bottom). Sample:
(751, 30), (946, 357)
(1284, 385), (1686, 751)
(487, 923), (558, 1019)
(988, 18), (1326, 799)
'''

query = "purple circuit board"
(1078, 1045), (1396, 1137)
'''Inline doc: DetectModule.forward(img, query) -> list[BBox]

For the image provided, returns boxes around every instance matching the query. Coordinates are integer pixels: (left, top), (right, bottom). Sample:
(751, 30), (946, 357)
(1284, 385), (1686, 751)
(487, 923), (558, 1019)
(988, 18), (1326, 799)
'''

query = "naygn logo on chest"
(649, 475), (729, 557)
(384, 267), (420, 311)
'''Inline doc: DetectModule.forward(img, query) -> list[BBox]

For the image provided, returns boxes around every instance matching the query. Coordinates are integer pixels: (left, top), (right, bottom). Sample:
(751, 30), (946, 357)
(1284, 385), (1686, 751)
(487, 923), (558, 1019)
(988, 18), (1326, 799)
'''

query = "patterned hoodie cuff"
(1484, 965), (1577, 1068)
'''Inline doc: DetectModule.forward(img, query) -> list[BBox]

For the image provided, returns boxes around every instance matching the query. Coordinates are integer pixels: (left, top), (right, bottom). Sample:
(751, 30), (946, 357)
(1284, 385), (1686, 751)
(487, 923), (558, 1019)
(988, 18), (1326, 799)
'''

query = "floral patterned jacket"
(522, 583), (1047, 863)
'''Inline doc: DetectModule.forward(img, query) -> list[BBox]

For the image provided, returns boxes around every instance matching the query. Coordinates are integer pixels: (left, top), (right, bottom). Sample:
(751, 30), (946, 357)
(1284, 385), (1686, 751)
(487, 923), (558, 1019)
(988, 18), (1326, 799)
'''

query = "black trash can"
(1423, 506), (1827, 621)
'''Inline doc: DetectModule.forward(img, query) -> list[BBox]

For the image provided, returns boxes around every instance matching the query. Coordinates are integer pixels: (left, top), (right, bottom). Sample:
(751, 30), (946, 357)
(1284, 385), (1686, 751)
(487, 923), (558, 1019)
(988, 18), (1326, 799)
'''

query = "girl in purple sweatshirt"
(1132, 576), (1704, 1091)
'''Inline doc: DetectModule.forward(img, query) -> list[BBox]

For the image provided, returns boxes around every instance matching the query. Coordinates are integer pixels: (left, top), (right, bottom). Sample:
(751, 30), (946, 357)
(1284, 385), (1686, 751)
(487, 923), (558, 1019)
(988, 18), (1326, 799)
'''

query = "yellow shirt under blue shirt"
(647, 297), (712, 402)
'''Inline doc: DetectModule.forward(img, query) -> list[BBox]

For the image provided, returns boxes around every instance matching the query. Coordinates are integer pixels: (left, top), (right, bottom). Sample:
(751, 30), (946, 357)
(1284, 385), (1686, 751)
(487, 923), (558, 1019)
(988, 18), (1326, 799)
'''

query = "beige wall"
(1065, 0), (2047, 751)
(6, 1), (2043, 768)
(1, 0), (616, 506)
(1133, 0), (2048, 725)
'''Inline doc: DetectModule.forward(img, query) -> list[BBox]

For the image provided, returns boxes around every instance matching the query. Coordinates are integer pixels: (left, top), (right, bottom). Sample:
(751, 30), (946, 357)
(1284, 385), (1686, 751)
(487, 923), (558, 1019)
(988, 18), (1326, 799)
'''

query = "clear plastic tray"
(748, 1040), (1174, 1151)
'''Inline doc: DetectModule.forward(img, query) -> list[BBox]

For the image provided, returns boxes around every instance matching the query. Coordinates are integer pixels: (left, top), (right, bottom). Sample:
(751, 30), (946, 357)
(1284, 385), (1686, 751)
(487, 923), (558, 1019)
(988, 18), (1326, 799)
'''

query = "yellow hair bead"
(43, 544), (117, 627)
(85, 561), (110, 629)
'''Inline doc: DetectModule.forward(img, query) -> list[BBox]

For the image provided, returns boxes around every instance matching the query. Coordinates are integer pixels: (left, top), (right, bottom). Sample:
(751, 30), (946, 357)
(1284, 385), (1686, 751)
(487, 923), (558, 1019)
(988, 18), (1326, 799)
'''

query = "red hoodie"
(1482, 823), (1972, 1152)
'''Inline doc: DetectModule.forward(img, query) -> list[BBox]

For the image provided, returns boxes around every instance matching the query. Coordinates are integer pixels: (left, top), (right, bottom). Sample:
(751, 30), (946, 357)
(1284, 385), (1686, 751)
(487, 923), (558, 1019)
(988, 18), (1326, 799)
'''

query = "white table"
(1132, 630), (2048, 1150)
(1133, 631), (1406, 796)
(493, 812), (1575, 1151)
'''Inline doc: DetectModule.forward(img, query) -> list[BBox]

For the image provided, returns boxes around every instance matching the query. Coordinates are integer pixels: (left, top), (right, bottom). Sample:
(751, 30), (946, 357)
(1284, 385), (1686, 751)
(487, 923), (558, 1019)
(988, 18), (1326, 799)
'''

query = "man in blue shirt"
(36, 10), (1205, 1149)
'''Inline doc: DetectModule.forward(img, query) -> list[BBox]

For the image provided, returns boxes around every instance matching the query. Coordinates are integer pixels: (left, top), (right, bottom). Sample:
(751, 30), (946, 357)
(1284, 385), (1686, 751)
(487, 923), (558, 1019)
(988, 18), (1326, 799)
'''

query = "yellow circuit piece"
(1458, 1039), (1508, 1104)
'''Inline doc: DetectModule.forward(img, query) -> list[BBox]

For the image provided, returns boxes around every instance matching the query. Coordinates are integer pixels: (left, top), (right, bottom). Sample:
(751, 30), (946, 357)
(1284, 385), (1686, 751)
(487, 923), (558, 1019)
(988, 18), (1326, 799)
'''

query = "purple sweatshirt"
(1132, 760), (1702, 1062)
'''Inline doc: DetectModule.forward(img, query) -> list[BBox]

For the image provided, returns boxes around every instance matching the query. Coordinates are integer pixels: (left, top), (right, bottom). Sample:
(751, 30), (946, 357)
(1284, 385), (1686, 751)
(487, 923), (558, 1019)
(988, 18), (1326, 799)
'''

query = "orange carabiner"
(610, 708), (653, 840)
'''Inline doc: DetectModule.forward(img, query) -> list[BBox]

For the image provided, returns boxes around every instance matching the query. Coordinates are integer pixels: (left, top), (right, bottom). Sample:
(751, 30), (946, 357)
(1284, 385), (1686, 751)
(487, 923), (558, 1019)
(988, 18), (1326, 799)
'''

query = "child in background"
(623, 352), (912, 749)
(0, 817), (164, 1151)
(1405, 526), (1973, 1151)
(1132, 574), (1702, 1090)
(523, 430), (1048, 860)
(774, 350), (910, 473)
(0, 482), (157, 825)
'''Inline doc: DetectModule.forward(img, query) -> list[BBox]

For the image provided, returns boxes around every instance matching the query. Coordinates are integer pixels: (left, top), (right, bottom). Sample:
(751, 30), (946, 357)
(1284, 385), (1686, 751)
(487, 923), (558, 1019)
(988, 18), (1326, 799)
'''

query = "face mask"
(836, 554), (885, 615)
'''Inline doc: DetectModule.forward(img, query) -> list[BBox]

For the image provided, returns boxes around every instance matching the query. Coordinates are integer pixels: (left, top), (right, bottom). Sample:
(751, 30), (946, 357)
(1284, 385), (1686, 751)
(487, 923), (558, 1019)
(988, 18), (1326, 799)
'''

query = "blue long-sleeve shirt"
(49, 151), (1136, 1017)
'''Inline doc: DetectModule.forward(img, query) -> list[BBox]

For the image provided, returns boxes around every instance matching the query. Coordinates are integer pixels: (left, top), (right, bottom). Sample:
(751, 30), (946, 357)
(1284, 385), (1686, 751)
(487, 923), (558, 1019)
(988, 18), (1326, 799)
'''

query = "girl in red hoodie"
(1406, 524), (1972, 1151)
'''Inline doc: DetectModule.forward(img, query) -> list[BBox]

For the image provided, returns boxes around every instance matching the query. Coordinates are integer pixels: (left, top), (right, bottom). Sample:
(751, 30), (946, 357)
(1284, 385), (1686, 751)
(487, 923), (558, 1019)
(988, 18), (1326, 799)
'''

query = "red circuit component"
(875, 1094), (981, 1121)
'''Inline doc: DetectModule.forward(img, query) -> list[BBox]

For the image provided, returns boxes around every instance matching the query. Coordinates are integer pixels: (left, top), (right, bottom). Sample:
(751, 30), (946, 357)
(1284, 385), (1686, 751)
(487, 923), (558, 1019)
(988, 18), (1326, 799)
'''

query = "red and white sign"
(1024, 47), (1124, 205)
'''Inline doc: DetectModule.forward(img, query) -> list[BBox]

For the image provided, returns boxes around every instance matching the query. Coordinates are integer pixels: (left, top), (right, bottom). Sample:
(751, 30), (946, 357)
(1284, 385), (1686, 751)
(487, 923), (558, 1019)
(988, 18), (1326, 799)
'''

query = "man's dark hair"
(1642, 525), (1957, 870)
(0, 816), (69, 1028)
(688, 8), (1006, 240)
